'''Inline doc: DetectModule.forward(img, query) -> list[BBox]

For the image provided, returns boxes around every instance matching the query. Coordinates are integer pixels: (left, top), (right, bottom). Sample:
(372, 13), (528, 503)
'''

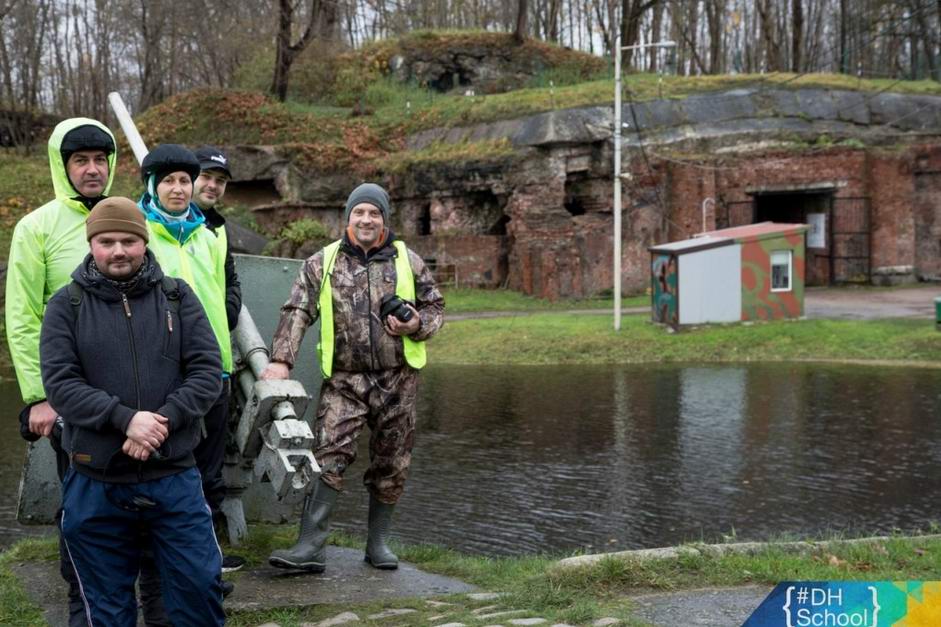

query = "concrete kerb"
(552, 533), (941, 571)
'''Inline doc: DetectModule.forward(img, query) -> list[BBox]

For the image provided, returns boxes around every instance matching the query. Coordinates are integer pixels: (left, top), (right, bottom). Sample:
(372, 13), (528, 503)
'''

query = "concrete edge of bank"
(554, 533), (941, 570)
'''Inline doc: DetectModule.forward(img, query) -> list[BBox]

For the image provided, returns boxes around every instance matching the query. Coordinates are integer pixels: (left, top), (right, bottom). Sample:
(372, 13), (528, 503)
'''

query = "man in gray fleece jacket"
(39, 197), (225, 627)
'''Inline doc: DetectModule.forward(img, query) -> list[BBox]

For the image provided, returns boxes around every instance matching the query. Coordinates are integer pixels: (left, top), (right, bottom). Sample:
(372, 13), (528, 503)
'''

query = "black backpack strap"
(66, 281), (84, 317)
(160, 276), (181, 314)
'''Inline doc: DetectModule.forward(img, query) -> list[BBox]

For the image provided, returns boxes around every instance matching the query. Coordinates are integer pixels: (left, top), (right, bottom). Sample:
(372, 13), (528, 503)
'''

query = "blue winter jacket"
(40, 251), (222, 483)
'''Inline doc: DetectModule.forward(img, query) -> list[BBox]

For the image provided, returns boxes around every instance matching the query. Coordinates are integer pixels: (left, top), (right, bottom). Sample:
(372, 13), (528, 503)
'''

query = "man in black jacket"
(40, 197), (225, 626)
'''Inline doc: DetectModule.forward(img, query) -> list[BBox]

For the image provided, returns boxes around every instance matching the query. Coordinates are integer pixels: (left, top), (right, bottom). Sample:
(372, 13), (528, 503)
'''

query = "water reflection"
(332, 363), (941, 556)
(3, 363), (941, 556)
(0, 380), (50, 549)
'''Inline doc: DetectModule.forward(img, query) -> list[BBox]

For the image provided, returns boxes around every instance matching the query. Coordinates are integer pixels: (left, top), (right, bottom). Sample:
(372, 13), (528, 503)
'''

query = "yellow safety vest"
(147, 221), (233, 372)
(317, 239), (426, 378)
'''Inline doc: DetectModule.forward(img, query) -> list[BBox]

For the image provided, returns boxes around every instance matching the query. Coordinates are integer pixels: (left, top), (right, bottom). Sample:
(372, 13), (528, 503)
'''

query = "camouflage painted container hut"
(649, 222), (809, 329)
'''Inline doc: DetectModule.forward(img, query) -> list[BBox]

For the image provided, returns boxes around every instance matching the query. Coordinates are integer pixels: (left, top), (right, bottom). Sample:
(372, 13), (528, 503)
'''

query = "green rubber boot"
(364, 495), (399, 569)
(268, 481), (339, 572)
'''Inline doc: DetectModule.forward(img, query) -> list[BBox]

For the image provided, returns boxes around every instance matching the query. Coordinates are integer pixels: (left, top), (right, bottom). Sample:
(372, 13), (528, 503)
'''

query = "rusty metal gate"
(829, 197), (871, 283)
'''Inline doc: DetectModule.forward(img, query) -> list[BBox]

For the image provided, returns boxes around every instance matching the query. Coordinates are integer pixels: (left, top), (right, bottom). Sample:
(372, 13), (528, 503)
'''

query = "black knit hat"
(194, 145), (232, 178)
(343, 183), (390, 224)
(140, 144), (201, 185)
(60, 124), (115, 165)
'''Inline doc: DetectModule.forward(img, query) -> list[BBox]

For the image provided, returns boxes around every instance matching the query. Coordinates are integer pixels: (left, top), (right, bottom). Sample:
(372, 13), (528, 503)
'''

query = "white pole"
(613, 31), (622, 332)
(702, 197), (714, 233)
(612, 40), (675, 331)
(107, 92), (148, 164)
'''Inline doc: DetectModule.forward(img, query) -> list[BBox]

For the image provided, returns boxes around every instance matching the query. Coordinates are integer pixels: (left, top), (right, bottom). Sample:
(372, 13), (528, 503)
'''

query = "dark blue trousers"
(60, 467), (225, 627)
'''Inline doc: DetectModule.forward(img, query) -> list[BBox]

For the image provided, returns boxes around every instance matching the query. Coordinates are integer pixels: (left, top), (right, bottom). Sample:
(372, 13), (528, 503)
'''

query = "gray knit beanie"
(343, 183), (390, 224)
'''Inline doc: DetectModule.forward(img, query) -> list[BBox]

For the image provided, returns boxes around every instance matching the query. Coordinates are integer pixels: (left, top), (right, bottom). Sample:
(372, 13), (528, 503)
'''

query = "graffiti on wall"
(651, 254), (678, 326)
(740, 233), (805, 320)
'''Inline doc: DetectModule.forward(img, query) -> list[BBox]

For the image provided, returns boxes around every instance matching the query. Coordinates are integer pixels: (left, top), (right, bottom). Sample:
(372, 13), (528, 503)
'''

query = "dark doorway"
(754, 190), (833, 286)
(488, 214), (510, 235)
(224, 179), (281, 208)
(417, 203), (431, 235)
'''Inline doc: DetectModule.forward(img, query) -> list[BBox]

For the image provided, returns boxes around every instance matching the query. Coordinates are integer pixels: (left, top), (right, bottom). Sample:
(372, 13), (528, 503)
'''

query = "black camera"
(380, 294), (414, 323)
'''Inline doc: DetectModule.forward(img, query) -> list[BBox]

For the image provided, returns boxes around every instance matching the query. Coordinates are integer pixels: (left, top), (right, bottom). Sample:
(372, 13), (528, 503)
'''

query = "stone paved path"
(626, 585), (772, 626)
(11, 546), (476, 626)
(5, 541), (799, 626)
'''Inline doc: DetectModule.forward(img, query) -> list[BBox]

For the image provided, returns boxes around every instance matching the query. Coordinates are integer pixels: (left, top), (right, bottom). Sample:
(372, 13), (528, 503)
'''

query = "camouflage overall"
(270, 234), (444, 503)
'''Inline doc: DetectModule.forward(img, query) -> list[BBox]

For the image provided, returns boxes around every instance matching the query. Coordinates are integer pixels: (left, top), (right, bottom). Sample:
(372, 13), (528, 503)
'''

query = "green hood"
(47, 117), (117, 204)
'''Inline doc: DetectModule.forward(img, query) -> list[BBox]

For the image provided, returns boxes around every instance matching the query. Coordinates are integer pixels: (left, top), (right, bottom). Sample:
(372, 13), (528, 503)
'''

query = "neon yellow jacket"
(5, 118), (117, 403)
(146, 221), (233, 373)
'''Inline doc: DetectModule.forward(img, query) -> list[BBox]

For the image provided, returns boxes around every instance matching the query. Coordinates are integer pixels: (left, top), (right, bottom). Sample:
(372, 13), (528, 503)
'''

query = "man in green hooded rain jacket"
(7, 117), (117, 446)
(5, 117), (117, 626)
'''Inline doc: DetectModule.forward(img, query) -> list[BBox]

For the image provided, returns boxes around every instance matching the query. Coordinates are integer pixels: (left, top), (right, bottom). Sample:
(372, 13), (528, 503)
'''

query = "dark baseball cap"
(194, 145), (231, 178)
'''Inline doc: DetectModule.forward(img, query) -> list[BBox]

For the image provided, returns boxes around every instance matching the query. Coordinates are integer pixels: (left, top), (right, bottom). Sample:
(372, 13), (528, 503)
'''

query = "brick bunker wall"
(247, 143), (935, 300)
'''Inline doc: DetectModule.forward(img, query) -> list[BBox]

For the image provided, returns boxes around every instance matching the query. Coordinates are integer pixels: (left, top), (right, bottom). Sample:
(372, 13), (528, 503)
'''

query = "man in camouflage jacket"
(261, 183), (444, 572)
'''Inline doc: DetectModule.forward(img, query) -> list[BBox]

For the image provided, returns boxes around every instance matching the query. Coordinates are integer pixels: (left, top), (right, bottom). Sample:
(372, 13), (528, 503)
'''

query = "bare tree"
(704, 0), (725, 73)
(756, 0), (783, 71)
(513, 0), (529, 43)
(791, 0), (803, 72)
(271, 0), (338, 102)
(648, 0), (664, 70)
(0, 0), (50, 147)
(1, 0), (940, 128)
(620, 0), (662, 67)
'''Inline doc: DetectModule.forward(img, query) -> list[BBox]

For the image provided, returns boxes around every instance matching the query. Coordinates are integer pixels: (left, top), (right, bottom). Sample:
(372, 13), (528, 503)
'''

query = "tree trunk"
(270, 0), (330, 102)
(911, 0), (937, 80)
(621, 0), (660, 68)
(139, 0), (167, 111)
(648, 0), (664, 71)
(513, 0), (528, 43)
(270, 0), (294, 101)
(592, 0), (612, 55)
(791, 0), (803, 72)
(705, 0), (725, 74)
(548, 0), (560, 42)
(756, 0), (782, 71)
(839, 0), (848, 73)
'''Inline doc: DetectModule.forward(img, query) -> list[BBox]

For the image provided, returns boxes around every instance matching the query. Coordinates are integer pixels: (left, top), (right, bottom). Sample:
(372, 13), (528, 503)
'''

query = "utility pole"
(612, 38), (676, 331)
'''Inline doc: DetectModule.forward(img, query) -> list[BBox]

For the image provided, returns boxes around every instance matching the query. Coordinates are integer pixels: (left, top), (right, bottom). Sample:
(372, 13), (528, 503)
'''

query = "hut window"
(771, 251), (792, 292)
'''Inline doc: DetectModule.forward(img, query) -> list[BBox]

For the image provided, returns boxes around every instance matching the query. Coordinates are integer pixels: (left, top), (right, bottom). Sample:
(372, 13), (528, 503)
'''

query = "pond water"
(3, 362), (941, 556)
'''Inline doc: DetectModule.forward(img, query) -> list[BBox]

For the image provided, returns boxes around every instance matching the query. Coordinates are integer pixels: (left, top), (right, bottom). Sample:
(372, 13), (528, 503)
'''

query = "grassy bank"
(0, 538), (56, 625)
(441, 287), (648, 313)
(430, 313), (941, 365)
(5, 530), (941, 626)
(3, 290), (938, 378)
(134, 70), (941, 176)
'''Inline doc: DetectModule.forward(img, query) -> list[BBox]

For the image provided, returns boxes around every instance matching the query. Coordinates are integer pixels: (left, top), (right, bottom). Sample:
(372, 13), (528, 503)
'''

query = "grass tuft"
(430, 313), (941, 366)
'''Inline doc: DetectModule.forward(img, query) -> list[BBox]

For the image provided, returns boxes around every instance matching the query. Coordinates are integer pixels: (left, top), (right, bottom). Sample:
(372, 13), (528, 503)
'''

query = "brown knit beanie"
(86, 197), (149, 242)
